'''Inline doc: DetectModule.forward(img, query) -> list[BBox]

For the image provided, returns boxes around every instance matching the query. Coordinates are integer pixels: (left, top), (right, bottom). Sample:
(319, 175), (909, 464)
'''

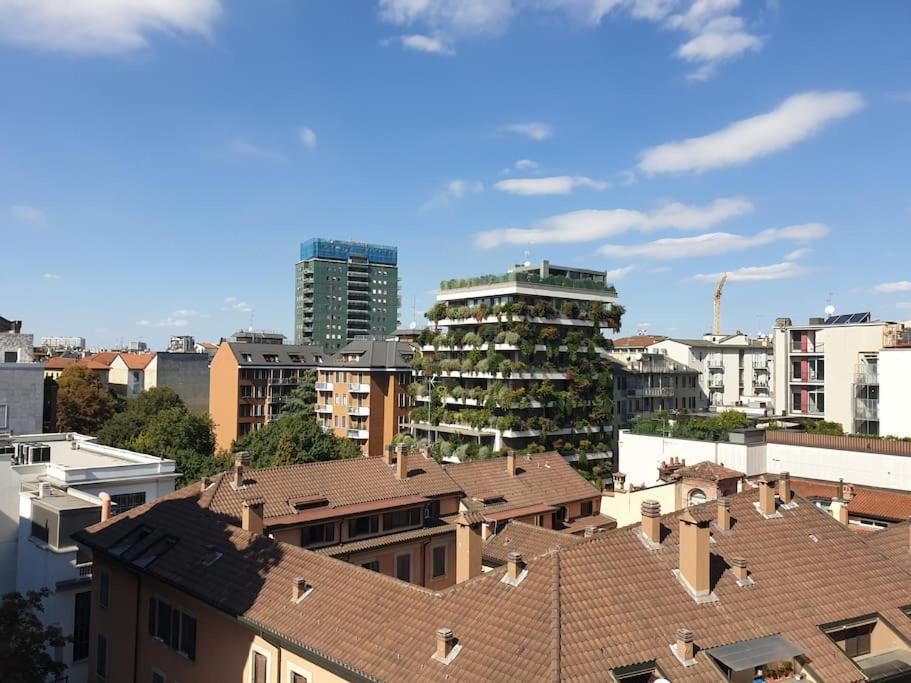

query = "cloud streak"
(599, 223), (829, 260)
(499, 122), (554, 140)
(873, 281), (911, 294)
(494, 175), (609, 196)
(422, 178), (484, 210)
(474, 197), (753, 248)
(11, 205), (47, 224)
(638, 91), (865, 174)
(224, 297), (253, 313)
(298, 127), (318, 148)
(690, 261), (811, 282)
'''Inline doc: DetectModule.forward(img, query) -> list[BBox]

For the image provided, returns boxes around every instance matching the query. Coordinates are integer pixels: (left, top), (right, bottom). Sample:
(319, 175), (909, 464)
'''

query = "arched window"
(688, 488), (707, 506)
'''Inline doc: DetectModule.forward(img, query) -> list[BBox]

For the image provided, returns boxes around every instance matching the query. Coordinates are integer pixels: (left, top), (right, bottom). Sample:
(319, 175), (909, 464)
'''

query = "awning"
(707, 635), (803, 672)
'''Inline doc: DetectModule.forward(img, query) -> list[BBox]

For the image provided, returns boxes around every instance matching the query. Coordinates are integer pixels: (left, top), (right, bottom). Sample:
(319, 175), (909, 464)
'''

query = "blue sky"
(1, 0), (909, 349)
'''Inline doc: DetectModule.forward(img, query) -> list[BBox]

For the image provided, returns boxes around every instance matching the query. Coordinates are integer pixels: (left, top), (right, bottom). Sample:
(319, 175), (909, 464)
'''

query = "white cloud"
(690, 261), (811, 283)
(605, 265), (635, 280)
(137, 308), (205, 328)
(638, 91), (865, 174)
(499, 122), (554, 141)
(298, 127), (318, 149)
(515, 159), (540, 171)
(422, 178), (484, 210)
(11, 205), (47, 224)
(378, 0), (515, 37)
(599, 223), (829, 260)
(0, 0), (221, 54)
(664, 2), (762, 79)
(224, 297), (253, 313)
(397, 33), (454, 54)
(42, 272), (61, 280)
(494, 175), (609, 196)
(474, 196), (752, 248)
(896, 302), (911, 310)
(229, 139), (285, 162)
(784, 247), (812, 261)
(873, 281), (911, 294)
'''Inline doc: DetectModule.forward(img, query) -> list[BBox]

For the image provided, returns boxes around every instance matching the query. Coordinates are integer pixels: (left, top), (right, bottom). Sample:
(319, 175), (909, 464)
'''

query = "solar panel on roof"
(824, 316), (839, 325)
(835, 314), (852, 324)
(850, 312), (870, 323)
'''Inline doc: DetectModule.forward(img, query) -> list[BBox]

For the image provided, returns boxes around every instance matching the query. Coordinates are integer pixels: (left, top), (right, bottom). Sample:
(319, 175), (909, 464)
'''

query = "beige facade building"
(315, 340), (415, 457)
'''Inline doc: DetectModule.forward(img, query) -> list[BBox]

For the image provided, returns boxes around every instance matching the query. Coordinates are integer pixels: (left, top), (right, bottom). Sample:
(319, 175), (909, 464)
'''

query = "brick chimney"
(200, 476), (211, 493)
(758, 477), (775, 516)
(505, 449), (516, 477)
(678, 510), (710, 598)
(506, 552), (525, 582)
(716, 497), (731, 532)
(292, 577), (310, 602)
(233, 451), (250, 489)
(420, 443), (432, 459)
(435, 628), (456, 663)
(455, 515), (481, 583)
(731, 556), (749, 583)
(384, 443), (395, 466)
(778, 472), (792, 505)
(675, 628), (695, 662)
(832, 499), (849, 525)
(99, 491), (111, 522)
(395, 443), (408, 480)
(242, 498), (264, 535)
(583, 525), (597, 538)
(612, 471), (626, 492)
(641, 499), (661, 545)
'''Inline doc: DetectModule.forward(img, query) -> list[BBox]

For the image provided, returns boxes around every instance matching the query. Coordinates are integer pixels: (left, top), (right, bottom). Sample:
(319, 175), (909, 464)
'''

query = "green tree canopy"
(234, 410), (361, 469)
(97, 387), (184, 448)
(55, 366), (116, 434)
(0, 589), (68, 683)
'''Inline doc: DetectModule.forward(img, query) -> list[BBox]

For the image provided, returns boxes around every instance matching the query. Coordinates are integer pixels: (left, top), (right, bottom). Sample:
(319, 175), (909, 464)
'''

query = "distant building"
(209, 335), (325, 451)
(0, 317), (42, 435)
(107, 353), (156, 397)
(609, 351), (704, 427)
(295, 239), (400, 352)
(772, 313), (909, 434)
(610, 334), (667, 353)
(168, 335), (196, 353)
(315, 339), (416, 456)
(648, 333), (774, 415)
(1, 432), (177, 683)
(106, 352), (210, 412)
(40, 336), (86, 351)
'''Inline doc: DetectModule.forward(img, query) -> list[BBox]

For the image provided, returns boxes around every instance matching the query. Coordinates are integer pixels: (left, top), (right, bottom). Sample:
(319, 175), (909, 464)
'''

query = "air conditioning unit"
(19, 443), (51, 464)
(0, 444), (14, 457)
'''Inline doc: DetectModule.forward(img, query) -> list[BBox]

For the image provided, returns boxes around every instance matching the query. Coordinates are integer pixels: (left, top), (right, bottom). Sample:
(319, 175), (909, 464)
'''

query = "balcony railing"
(348, 406), (370, 416)
(855, 365), (879, 385)
(315, 404), (332, 414)
(627, 386), (674, 398)
(315, 382), (334, 392)
(705, 355), (723, 368)
(855, 398), (879, 420)
(708, 378), (724, 389)
(753, 359), (770, 370)
(346, 428), (369, 440)
(348, 382), (370, 394)
(439, 271), (617, 295)
(791, 341), (824, 353)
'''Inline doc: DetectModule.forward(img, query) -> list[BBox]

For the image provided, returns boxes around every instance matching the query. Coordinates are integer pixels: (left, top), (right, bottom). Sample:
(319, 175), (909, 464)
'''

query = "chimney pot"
(716, 497), (732, 531)
(758, 477), (775, 516)
(38, 482), (51, 498)
(778, 472), (792, 504)
(242, 498), (265, 535)
(731, 556), (748, 582)
(675, 628), (695, 661)
(384, 443), (395, 466)
(420, 443), (432, 459)
(292, 577), (310, 601)
(456, 516), (482, 583)
(506, 552), (525, 581)
(506, 449), (516, 477)
(435, 628), (455, 662)
(678, 512), (710, 598)
(395, 445), (408, 480)
(641, 499), (661, 545)
(99, 491), (112, 522)
(612, 471), (627, 491)
(200, 476), (211, 493)
(583, 525), (597, 538)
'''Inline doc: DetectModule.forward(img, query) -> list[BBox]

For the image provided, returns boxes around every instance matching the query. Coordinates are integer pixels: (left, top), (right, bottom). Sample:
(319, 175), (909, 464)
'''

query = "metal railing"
(855, 364), (879, 385)
(439, 270), (617, 295)
(855, 398), (879, 420)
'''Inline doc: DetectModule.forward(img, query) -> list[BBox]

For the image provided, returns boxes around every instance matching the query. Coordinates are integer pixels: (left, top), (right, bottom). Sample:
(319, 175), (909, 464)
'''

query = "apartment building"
(109, 352), (210, 413)
(315, 339), (415, 456)
(76, 467), (911, 682)
(295, 239), (400, 352)
(0, 316), (43, 435)
(772, 312), (909, 434)
(413, 260), (623, 453)
(608, 351), (704, 427)
(610, 334), (667, 353)
(649, 333), (774, 415)
(209, 335), (325, 451)
(1, 432), (177, 683)
(41, 336), (87, 352)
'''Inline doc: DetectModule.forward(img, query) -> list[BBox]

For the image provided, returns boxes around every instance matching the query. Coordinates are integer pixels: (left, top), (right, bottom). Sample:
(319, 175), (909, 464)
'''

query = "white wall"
(879, 348), (911, 438)
(600, 482), (677, 527)
(820, 323), (885, 430)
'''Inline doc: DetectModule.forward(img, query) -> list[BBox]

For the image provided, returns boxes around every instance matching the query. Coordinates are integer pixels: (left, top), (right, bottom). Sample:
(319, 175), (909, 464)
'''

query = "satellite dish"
(824, 305), (836, 316)
(409, 321), (417, 329)
(524, 260), (531, 267)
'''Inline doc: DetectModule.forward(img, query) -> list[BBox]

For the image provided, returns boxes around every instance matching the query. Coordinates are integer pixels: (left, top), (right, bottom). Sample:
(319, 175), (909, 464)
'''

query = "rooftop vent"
(433, 628), (461, 665)
(288, 495), (329, 511)
(292, 577), (312, 603)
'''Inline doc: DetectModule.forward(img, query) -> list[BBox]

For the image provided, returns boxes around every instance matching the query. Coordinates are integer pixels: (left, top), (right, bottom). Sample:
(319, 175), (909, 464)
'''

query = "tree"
(0, 589), (68, 683)
(235, 411), (361, 469)
(97, 387), (186, 449)
(281, 371), (317, 415)
(55, 366), (116, 434)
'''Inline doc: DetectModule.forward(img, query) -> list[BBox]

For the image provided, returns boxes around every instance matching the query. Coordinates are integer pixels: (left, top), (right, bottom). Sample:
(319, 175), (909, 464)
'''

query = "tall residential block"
(295, 239), (400, 352)
(412, 260), (623, 455)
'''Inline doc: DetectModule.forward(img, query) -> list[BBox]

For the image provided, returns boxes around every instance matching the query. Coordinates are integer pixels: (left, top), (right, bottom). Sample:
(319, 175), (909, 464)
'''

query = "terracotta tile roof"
(670, 461), (744, 482)
(315, 519), (455, 557)
(866, 521), (911, 572)
(201, 456), (462, 523)
(611, 335), (667, 348)
(789, 477), (911, 523)
(43, 357), (76, 370)
(76, 487), (911, 682)
(116, 352), (156, 370)
(89, 351), (119, 366)
(483, 502), (557, 522)
(444, 452), (600, 518)
(557, 513), (616, 535)
(483, 520), (585, 565)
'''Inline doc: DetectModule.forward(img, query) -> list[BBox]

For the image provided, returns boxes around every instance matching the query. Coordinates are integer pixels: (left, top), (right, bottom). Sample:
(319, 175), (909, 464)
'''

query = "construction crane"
(713, 273), (728, 336)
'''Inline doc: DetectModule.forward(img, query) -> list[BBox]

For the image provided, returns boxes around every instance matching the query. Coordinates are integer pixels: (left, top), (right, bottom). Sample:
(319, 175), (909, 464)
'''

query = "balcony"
(791, 372), (824, 384)
(791, 341), (824, 354)
(315, 404), (332, 414)
(753, 359), (770, 370)
(348, 382), (370, 394)
(315, 381), (334, 392)
(856, 365), (879, 385)
(627, 386), (674, 398)
(708, 377), (724, 389)
(705, 355), (723, 369)
(348, 406), (370, 417)
(347, 428), (369, 440)
(855, 398), (879, 421)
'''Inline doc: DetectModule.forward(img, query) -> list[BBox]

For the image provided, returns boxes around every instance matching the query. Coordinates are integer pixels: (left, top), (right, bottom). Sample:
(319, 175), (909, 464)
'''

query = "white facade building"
(647, 333), (774, 415)
(879, 346), (911, 438)
(1, 433), (178, 683)
(41, 336), (87, 351)
(0, 320), (43, 435)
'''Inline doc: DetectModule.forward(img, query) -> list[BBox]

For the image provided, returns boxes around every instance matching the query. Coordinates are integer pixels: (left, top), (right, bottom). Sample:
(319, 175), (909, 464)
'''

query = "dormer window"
(241, 353), (253, 362)
(288, 495), (329, 511)
(263, 354), (279, 363)
(110, 525), (153, 556)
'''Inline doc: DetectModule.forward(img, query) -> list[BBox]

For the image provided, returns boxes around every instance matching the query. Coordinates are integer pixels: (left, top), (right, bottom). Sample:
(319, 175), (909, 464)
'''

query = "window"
(841, 624), (873, 658)
(395, 553), (412, 582)
(425, 499), (441, 519)
(348, 515), (379, 538)
(110, 492), (146, 515)
(31, 520), (49, 543)
(0, 404), (7, 430)
(580, 500), (594, 517)
(382, 507), (421, 531)
(96, 633), (108, 680)
(252, 651), (268, 683)
(362, 560), (379, 572)
(534, 515), (544, 527)
(148, 597), (196, 660)
(110, 525), (153, 556)
(73, 591), (91, 661)
(290, 671), (310, 683)
(300, 523), (335, 547)
(431, 545), (446, 579)
(3, 351), (17, 363)
(98, 568), (110, 609)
